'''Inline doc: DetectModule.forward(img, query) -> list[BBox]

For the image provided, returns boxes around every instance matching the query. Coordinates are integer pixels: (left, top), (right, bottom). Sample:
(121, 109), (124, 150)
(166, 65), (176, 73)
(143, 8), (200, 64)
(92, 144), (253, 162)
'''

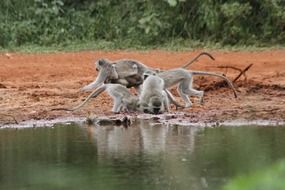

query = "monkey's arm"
(81, 67), (111, 91)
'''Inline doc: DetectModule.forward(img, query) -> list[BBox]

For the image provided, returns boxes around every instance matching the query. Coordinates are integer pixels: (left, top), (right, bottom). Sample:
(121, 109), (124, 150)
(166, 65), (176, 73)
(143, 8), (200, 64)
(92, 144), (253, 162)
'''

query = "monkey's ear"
(143, 74), (149, 80)
(98, 59), (105, 66)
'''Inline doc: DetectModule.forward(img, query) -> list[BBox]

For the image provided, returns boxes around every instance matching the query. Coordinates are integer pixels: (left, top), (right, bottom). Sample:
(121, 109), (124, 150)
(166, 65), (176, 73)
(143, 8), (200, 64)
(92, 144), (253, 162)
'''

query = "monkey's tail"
(51, 85), (107, 112)
(181, 52), (215, 69)
(191, 70), (238, 98)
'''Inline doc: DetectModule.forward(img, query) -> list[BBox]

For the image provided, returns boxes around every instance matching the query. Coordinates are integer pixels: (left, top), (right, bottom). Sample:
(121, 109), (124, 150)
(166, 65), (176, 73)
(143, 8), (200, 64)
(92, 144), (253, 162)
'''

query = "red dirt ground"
(1, 50), (285, 125)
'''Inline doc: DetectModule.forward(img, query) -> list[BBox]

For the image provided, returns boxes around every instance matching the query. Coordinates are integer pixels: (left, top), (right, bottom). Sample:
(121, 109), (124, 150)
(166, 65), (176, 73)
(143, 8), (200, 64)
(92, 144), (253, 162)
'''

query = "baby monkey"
(53, 84), (139, 113)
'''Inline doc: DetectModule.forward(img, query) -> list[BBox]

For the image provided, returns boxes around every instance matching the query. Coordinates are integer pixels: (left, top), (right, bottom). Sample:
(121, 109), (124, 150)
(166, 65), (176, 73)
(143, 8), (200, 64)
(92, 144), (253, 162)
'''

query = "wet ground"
(1, 50), (285, 126)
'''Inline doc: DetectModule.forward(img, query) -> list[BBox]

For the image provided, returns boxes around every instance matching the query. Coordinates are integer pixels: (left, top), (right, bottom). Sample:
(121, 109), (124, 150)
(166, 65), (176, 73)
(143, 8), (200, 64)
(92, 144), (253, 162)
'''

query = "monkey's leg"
(112, 97), (123, 113)
(120, 99), (131, 113)
(187, 88), (204, 105)
(134, 85), (142, 95)
(177, 80), (193, 108)
(181, 77), (204, 105)
(162, 92), (170, 112)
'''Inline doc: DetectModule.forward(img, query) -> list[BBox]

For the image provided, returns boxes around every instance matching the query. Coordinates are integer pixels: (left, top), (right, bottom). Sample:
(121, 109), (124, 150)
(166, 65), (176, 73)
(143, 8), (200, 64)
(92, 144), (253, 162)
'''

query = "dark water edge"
(0, 120), (285, 190)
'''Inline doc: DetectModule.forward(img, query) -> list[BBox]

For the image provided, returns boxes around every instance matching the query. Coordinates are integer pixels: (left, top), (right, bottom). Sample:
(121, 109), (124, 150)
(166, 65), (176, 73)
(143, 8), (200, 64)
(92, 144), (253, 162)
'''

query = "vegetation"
(222, 160), (285, 190)
(0, 0), (285, 50)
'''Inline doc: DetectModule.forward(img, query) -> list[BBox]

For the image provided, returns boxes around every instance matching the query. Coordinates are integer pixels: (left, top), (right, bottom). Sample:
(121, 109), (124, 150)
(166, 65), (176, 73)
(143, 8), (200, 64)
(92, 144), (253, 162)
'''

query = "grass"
(1, 38), (285, 53)
(222, 160), (285, 190)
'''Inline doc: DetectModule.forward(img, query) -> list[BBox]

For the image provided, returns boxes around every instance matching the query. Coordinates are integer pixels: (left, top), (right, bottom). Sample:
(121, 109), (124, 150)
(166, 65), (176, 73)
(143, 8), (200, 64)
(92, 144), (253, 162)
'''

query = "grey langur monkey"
(138, 74), (169, 114)
(157, 68), (238, 108)
(53, 84), (139, 113)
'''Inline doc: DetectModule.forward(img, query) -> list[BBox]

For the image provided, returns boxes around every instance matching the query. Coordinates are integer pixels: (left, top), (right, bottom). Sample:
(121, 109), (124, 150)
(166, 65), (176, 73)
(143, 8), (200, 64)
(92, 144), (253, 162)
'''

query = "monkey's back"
(158, 68), (191, 88)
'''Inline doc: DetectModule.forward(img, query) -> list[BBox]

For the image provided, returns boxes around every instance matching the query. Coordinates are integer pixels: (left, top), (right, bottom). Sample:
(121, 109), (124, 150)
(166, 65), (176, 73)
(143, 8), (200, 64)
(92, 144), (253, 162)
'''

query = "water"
(1, 121), (285, 190)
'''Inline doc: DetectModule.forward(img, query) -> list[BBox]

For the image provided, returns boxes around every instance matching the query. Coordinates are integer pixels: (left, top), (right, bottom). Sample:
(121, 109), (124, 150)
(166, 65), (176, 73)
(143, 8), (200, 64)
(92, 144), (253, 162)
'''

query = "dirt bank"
(1, 50), (285, 126)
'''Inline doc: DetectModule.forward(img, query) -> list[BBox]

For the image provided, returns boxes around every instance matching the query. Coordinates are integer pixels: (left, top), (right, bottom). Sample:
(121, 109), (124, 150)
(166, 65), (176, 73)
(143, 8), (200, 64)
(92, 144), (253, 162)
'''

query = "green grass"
(222, 160), (285, 190)
(1, 38), (285, 53)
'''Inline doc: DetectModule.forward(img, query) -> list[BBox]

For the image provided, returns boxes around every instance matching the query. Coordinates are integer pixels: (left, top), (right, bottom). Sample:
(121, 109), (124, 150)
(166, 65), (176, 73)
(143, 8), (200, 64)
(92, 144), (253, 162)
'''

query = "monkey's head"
(95, 58), (109, 71)
(122, 97), (140, 112)
(149, 96), (164, 114)
(95, 58), (119, 79)
(143, 70), (158, 80)
(140, 96), (164, 114)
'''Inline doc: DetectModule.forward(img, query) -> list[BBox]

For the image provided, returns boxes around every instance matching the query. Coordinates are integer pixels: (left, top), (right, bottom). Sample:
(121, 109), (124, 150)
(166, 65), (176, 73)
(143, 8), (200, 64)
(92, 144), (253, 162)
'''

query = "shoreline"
(1, 114), (284, 129)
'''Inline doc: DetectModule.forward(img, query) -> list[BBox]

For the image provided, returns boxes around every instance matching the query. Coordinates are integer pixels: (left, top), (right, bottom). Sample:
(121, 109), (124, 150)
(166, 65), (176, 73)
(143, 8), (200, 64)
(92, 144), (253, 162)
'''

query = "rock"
(86, 116), (131, 127)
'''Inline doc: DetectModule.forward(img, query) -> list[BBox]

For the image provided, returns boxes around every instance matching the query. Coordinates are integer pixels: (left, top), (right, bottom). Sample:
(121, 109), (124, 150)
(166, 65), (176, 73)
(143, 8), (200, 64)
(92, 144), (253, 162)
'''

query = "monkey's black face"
(151, 102), (164, 114)
(140, 103), (150, 114)
(143, 107), (160, 114)
(148, 98), (164, 114)
(143, 109), (150, 114)
(140, 100), (164, 114)
(152, 107), (161, 115)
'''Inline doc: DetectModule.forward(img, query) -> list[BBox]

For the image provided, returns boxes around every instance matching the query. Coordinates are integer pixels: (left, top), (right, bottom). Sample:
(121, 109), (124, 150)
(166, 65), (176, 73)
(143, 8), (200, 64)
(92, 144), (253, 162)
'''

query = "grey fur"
(53, 84), (139, 113)
(157, 68), (238, 107)
(138, 75), (169, 114)
(82, 52), (214, 91)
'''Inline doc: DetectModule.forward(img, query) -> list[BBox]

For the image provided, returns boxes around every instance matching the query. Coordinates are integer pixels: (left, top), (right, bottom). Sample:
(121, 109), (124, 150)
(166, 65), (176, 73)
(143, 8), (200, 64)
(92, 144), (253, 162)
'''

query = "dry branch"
(217, 65), (247, 80)
(233, 64), (253, 83)
(204, 64), (253, 91)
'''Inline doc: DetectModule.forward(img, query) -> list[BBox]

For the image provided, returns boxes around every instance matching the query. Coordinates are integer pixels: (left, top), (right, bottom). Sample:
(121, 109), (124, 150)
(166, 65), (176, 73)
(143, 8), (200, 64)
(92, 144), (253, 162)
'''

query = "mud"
(1, 50), (285, 127)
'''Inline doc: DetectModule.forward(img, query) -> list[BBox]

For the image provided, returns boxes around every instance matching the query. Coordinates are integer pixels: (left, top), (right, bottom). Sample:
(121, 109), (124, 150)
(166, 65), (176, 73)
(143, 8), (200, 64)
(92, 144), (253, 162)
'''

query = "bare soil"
(1, 50), (285, 126)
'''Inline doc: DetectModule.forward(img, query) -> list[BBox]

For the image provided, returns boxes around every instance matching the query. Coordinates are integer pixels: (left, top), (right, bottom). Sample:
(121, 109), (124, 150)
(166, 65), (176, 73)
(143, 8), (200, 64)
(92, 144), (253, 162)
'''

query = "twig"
(204, 64), (253, 91)
(217, 65), (246, 80)
(233, 64), (253, 83)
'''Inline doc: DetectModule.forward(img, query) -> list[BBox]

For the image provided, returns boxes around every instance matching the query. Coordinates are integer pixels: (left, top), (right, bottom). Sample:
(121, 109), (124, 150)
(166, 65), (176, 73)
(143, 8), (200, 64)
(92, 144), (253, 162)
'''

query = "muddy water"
(1, 122), (285, 190)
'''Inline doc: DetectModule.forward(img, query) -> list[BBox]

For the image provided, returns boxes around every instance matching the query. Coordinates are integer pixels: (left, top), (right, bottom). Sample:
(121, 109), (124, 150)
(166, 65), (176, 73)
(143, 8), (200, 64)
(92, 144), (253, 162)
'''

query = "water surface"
(1, 121), (285, 190)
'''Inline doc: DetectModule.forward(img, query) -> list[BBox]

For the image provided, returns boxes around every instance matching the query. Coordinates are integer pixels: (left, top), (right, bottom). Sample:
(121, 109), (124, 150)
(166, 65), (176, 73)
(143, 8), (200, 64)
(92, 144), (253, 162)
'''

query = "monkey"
(157, 68), (238, 108)
(53, 84), (139, 113)
(81, 52), (214, 91)
(138, 74), (170, 114)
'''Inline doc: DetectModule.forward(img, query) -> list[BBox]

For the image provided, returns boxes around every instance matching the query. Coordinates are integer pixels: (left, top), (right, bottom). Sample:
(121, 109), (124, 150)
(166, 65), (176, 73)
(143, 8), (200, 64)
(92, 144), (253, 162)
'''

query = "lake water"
(1, 121), (285, 190)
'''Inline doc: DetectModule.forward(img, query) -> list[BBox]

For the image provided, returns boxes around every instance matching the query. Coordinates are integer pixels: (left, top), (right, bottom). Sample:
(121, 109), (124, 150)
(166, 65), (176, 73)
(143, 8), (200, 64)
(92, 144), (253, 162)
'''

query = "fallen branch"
(233, 64), (253, 83)
(217, 65), (247, 81)
(204, 64), (253, 91)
